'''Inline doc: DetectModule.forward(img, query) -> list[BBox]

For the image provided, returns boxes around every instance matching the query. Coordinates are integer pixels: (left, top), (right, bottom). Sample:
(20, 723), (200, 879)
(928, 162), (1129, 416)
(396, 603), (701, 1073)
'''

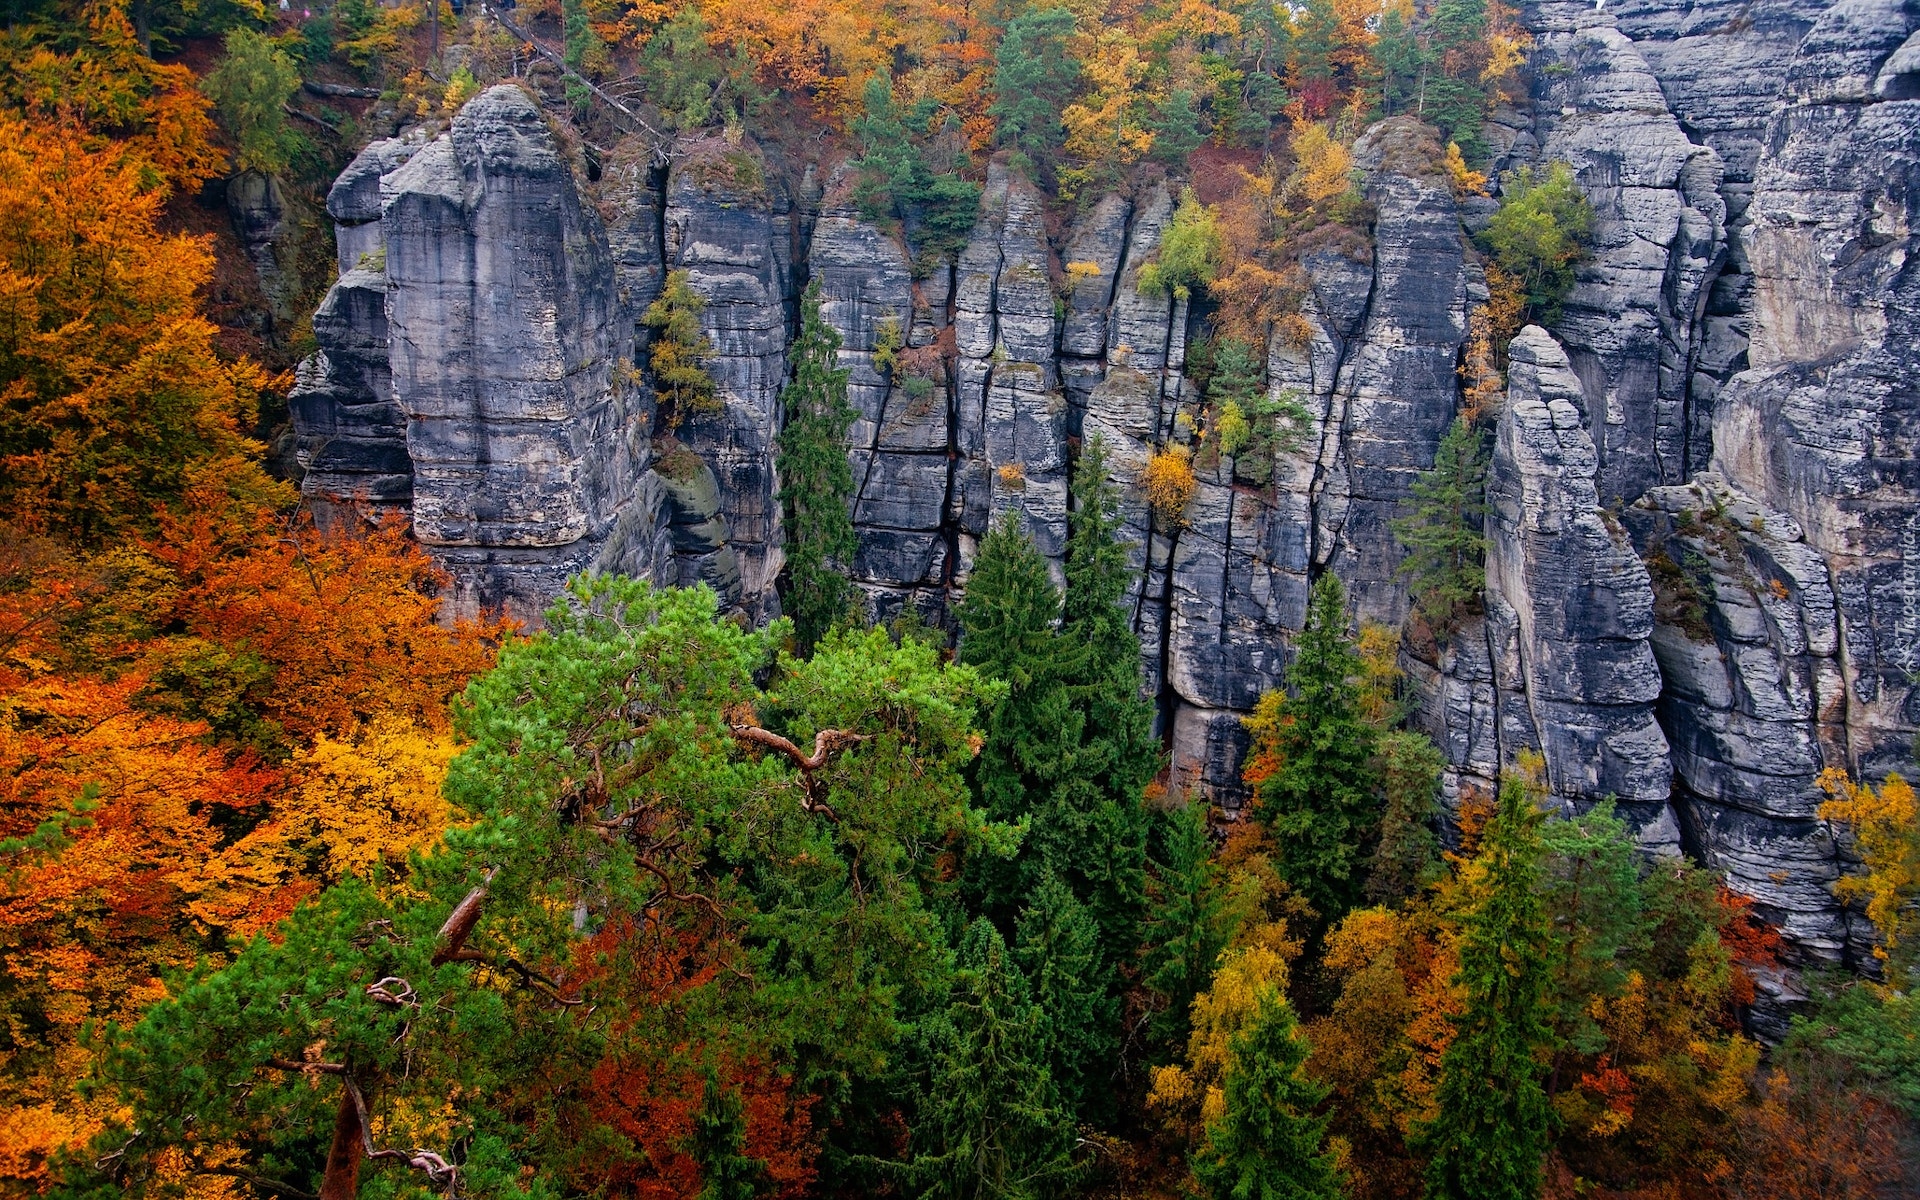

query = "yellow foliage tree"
(1141, 445), (1199, 524)
(1288, 120), (1354, 208)
(1149, 942), (1295, 1137)
(282, 716), (459, 883)
(1818, 767), (1920, 966)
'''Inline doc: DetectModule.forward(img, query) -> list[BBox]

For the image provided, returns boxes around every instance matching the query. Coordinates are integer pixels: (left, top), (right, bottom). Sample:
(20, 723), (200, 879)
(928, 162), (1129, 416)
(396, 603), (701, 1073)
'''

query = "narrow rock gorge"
(290, 0), (1918, 974)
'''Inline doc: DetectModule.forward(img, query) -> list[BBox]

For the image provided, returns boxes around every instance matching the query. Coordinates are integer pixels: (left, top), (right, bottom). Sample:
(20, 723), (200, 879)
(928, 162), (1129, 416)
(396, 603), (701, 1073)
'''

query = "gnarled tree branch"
(728, 725), (871, 771)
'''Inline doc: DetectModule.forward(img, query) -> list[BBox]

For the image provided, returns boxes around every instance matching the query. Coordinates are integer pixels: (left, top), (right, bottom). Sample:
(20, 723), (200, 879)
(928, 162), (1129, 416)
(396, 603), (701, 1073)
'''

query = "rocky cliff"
(293, 0), (1918, 971)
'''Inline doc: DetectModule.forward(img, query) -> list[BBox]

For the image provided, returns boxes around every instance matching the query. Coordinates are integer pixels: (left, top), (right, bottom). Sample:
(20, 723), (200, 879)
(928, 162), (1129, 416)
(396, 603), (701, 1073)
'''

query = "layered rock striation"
(293, 8), (1919, 965)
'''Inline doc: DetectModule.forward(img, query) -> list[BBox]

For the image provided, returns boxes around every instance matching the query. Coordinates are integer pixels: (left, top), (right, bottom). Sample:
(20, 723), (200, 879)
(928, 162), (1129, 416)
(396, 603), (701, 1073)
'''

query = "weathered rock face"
(661, 139), (797, 621)
(1519, 4), (1730, 504)
(295, 86), (665, 622)
(291, 6), (1920, 966)
(1486, 327), (1675, 846)
(1488, 0), (1918, 962)
(806, 180), (944, 619)
(288, 138), (423, 516)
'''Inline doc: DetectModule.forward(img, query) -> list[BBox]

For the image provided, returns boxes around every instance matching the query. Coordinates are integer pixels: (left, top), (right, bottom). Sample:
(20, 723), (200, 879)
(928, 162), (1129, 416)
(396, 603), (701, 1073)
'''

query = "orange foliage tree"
(0, 113), (273, 545)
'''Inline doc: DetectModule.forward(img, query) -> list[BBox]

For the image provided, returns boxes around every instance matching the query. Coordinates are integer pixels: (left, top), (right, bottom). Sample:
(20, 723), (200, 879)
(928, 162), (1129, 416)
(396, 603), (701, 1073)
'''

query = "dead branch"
(431, 868), (496, 966)
(728, 725), (870, 820)
(346, 1078), (459, 1192)
(196, 1165), (322, 1200)
(303, 81), (381, 99)
(267, 1058), (349, 1075)
(365, 977), (417, 1007)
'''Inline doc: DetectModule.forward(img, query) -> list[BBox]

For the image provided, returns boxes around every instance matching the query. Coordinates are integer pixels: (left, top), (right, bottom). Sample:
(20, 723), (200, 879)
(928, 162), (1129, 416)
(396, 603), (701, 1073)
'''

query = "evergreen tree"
(957, 512), (1077, 858)
(1057, 435), (1158, 951)
(1142, 802), (1230, 1048)
(776, 279), (860, 653)
(914, 918), (1079, 1200)
(692, 1074), (769, 1200)
(989, 8), (1079, 164)
(202, 29), (304, 175)
(1193, 987), (1345, 1200)
(1420, 772), (1556, 1200)
(1016, 873), (1117, 1118)
(66, 576), (1006, 1200)
(640, 6), (725, 129)
(1365, 729), (1444, 904)
(1206, 338), (1309, 487)
(958, 490), (1154, 965)
(1539, 801), (1649, 1057)
(1147, 89), (1205, 165)
(852, 75), (982, 259)
(1392, 414), (1488, 637)
(645, 269), (722, 420)
(1245, 573), (1379, 922)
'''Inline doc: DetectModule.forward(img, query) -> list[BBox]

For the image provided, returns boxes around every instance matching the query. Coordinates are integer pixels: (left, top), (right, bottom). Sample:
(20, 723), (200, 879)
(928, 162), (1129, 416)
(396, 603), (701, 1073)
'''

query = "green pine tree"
(1392, 414), (1488, 637)
(1365, 730), (1445, 904)
(1147, 89), (1205, 165)
(988, 8), (1079, 165)
(776, 279), (861, 653)
(67, 576), (1007, 1200)
(692, 1074), (769, 1200)
(958, 512), (1078, 868)
(1420, 771), (1556, 1200)
(1015, 872), (1117, 1118)
(913, 918), (1079, 1200)
(1539, 800), (1650, 1057)
(1142, 801), (1230, 1048)
(1246, 573), (1380, 923)
(202, 29), (305, 175)
(1056, 435), (1159, 952)
(1193, 986), (1345, 1200)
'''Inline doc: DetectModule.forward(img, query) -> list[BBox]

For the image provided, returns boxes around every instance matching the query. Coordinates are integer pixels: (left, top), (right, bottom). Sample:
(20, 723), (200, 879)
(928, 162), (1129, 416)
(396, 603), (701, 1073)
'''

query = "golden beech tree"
(0, 114), (275, 545)
(1818, 767), (1920, 964)
(0, 2), (225, 195)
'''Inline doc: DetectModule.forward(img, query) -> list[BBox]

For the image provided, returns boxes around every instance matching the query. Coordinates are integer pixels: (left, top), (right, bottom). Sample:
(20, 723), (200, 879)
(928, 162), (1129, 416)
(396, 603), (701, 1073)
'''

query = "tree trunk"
(319, 1089), (364, 1200)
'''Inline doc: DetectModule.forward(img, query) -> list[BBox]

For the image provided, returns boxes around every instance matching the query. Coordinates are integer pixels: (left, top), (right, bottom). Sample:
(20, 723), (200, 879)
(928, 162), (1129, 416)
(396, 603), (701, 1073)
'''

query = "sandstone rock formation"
(291, 8), (1920, 968)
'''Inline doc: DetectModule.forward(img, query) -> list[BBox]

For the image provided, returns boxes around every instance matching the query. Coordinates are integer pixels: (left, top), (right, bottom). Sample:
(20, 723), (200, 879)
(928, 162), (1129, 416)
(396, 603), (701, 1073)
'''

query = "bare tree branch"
(728, 726), (871, 771)
(727, 725), (870, 820)
(346, 1078), (460, 1192)
(431, 868), (496, 967)
(267, 1058), (349, 1075)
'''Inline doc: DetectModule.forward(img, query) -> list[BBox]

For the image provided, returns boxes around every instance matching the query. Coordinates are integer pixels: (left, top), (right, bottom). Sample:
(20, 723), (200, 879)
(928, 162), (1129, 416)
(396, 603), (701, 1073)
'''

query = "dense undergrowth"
(1, 2), (1916, 1199)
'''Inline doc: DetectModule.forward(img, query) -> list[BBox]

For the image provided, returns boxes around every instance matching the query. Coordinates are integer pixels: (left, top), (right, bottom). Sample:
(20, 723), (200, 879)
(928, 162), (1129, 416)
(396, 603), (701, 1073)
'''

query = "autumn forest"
(1, 1), (1916, 1200)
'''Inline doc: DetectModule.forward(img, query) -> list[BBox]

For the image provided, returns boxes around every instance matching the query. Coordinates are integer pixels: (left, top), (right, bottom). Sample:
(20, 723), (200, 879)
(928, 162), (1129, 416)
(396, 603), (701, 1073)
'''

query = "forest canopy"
(0, 2), (1914, 1200)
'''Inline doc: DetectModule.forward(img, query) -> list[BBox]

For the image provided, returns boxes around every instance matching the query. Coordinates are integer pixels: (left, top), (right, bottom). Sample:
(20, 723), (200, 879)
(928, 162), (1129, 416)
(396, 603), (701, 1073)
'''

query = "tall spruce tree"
(957, 512), (1078, 870)
(1193, 987), (1345, 1200)
(1016, 873), (1116, 1119)
(1142, 802), (1230, 1048)
(1392, 414), (1488, 637)
(692, 1075), (769, 1200)
(776, 279), (860, 653)
(913, 918), (1079, 1200)
(1420, 771), (1556, 1200)
(957, 480), (1155, 963)
(1365, 730), (1445, 904)
(1245, 573), (1380, 922)
(1056, 435), (1158, 951)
